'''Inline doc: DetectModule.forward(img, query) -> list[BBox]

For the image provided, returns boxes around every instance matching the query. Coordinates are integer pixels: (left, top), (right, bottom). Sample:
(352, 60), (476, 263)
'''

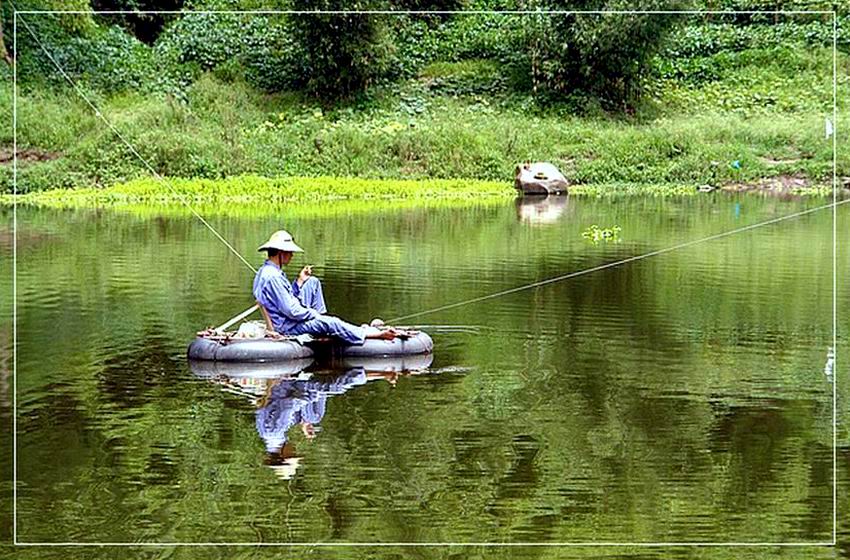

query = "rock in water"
(515, 162), (569, 195)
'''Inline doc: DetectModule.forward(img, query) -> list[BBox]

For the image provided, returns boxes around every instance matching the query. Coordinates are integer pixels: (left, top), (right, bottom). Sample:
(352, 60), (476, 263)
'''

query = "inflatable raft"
(187, 328), (433, 363)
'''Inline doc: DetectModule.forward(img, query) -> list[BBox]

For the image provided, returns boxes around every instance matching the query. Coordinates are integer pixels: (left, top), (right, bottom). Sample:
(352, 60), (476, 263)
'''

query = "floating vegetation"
(2, 175), (514, 207)
(582, 224), (622, 244)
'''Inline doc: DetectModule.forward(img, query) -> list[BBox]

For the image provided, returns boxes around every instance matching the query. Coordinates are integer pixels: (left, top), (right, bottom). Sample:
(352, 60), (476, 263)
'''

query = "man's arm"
(264, 275), (320, 323)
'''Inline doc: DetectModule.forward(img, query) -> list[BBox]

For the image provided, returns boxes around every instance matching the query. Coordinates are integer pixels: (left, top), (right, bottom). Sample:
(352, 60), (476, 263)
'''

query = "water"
(2, 194), (848, 554)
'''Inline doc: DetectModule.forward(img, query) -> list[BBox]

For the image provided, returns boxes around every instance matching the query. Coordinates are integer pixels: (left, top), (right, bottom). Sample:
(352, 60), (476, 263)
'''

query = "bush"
(10, 5), (191, 96)
(526, 0), (693, 110)
(289, 0), (394, 99)
(693, 0), (839, 25)
(69, 26), (188, 94)
(155, 13), (249, 70)
(661, 17), (849, 60)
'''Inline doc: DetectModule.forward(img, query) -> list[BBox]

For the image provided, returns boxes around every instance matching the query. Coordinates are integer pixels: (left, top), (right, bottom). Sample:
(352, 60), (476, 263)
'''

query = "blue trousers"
(290, 277), (367, 345)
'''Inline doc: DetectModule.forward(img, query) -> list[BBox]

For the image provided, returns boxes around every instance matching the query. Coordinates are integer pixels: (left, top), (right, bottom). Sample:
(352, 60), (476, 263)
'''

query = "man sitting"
(252, 230), (396, 343)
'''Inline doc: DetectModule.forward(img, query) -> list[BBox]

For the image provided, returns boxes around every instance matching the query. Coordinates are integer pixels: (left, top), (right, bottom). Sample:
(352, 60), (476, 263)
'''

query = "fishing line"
(19, 15), (843, 329)
(18, 16), (257, 273)
(390, 197), (848, 323)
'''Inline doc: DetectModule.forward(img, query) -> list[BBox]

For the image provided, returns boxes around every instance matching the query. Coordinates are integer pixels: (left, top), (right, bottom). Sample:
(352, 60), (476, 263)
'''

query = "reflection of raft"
(188, 357), (315, 378)
(188, 352), (434, 382)
(340, 352), (433, 372)
(187, 330), (434, 363)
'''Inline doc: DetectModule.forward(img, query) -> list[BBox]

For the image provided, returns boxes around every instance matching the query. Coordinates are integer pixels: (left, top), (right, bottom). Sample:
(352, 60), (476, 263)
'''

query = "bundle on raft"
(187, 321), (433, 363)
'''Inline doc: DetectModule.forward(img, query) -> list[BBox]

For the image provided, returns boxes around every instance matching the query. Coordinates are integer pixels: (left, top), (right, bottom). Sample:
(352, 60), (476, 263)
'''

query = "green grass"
(419, 59), (502, 80)
(2, 41), (847, 198)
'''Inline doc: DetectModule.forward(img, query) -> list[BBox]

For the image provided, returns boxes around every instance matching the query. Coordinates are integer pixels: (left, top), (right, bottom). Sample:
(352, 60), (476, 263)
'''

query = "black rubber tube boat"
(187, 329), (433, 363)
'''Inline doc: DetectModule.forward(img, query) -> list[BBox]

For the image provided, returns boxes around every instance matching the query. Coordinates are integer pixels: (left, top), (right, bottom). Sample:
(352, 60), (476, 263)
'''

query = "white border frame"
(10, 8), (840, 548)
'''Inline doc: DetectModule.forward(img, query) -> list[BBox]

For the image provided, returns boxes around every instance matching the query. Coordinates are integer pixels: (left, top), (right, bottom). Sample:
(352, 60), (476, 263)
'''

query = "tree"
(525, 0), (692, 110)
(290, 0), (393, 99)
(91, 0), (185, 45)
(0, 0), (95, 68)
(0, 0), (11, 64)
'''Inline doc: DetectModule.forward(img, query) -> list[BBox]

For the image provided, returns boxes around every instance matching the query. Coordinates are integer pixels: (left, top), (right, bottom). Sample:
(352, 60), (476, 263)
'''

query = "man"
(252, 230), (396, 343)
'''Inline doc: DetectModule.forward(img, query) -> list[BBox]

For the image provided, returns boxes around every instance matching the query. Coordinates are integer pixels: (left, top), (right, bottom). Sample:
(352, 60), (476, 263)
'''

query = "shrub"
(156, 13), (246, 70)
(288, 0), (394, 99)
(10, 4), (190, 96)
(662, 17), (849, 60)
(91, 0), (184, 45)
(526, 0), (693, 110)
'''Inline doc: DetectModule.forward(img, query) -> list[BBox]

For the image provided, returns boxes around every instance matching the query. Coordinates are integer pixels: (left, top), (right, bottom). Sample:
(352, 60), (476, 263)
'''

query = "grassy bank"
(3, 187), (515, 220)
(1, 15), (847, 199)
(2, 71), (846, 198)
(8, 175), (831, 218)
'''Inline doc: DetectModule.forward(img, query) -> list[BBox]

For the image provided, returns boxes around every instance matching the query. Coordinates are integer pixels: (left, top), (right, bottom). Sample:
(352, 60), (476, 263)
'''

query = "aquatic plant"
(582, 224), (623, 244)
(2, 175), (514, 207)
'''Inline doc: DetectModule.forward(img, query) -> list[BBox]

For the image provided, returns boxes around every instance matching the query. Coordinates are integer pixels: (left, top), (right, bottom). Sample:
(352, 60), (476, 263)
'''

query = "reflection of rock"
(515, 195), (570, 225)
(515, 162), (569, 195)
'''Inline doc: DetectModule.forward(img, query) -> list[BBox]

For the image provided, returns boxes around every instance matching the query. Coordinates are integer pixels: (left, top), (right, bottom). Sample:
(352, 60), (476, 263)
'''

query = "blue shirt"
(253, 260), (319, 334)
(255, 369), (368, 452)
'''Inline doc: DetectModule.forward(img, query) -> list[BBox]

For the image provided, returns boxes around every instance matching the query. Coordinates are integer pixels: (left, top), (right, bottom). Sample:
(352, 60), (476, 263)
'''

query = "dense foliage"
(0, 1), (847, 194)
(4, 1), (845, 101)
(524, 0), (693, 109)
(286, 0), (393, 99)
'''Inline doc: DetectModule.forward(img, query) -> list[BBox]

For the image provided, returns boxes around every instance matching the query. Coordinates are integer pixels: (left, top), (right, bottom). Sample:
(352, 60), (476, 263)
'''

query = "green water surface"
(1, 193), (848, 558)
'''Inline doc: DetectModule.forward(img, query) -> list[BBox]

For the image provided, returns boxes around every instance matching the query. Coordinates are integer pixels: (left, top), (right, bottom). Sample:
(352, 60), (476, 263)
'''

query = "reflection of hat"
(265, 442), (301, 481)
(267, 458), (301, 481)
(257, 230), (304, 253)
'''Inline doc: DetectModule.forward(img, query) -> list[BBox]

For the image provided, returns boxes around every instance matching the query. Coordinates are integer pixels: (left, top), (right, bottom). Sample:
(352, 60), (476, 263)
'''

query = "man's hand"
(375, 328), (398, 341)
(296, 265), (313, 287)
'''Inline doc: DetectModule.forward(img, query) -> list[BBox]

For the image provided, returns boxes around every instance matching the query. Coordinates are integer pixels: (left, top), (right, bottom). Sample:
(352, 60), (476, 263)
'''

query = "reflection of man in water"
(257, 368), (373, 479)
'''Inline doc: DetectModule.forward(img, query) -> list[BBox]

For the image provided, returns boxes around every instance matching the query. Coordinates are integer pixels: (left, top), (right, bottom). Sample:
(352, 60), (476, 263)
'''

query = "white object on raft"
(187, 324), (434, 362)
(235, 320), (268, 339)
(515, 162), (569, 195)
